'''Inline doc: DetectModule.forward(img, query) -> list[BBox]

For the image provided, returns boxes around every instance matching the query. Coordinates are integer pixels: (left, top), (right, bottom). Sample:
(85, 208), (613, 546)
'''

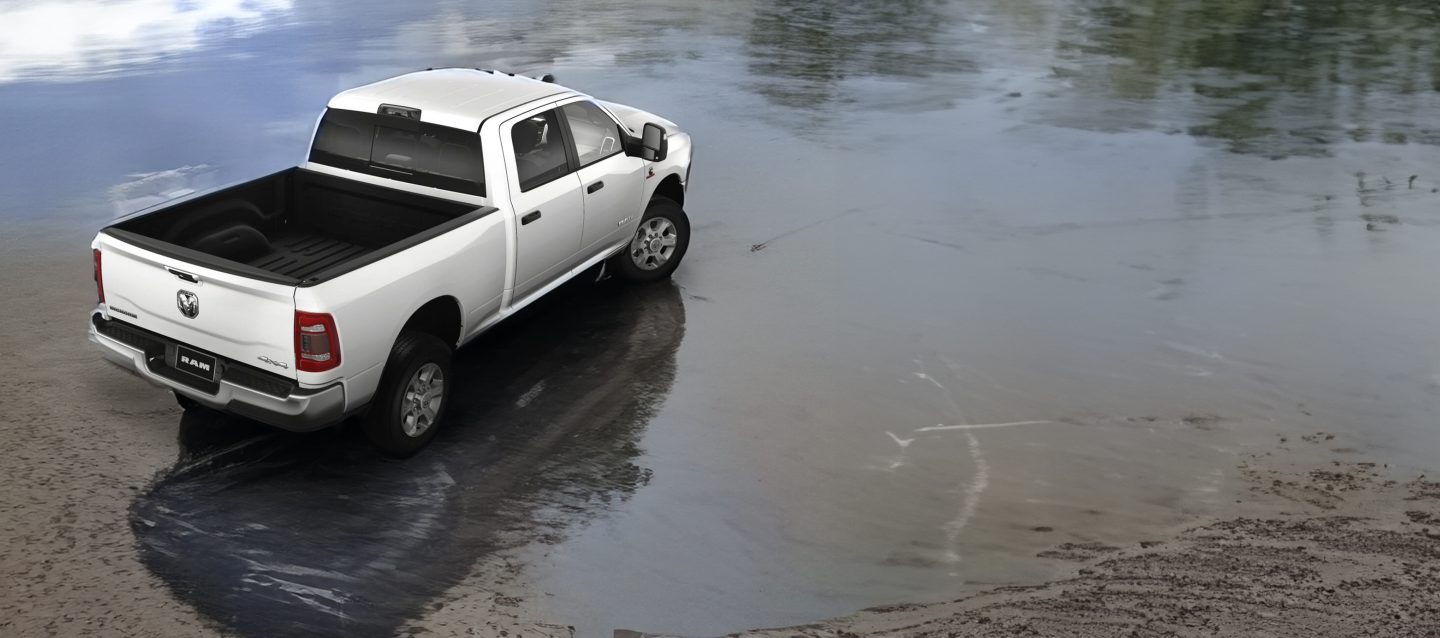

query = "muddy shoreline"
(0, 224), (216, 636)
(728, 442), (1440, 638)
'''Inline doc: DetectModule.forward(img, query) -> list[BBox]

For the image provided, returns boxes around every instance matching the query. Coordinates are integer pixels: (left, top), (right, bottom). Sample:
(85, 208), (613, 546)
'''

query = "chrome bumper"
(89, 317), (346, 432)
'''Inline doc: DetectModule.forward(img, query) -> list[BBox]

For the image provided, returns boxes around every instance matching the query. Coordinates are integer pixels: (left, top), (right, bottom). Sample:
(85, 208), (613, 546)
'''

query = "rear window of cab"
(309, 108), (485, 197)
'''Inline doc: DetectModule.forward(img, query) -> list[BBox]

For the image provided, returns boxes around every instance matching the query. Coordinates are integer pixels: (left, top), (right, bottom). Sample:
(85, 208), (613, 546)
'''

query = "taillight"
(93, 249), (104, 304)
(295, 311), (340, 372)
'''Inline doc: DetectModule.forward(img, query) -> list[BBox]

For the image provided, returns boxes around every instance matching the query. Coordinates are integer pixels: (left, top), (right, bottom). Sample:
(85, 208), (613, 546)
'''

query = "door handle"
(521, 210), (542, 225)
(587, 181), (605, 194)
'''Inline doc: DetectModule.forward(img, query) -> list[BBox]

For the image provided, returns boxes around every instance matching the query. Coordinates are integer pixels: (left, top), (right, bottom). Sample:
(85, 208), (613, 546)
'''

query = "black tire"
(174, 391), (201, 411)
(363, 331), (452, 457)
(614, 197), (690, 282)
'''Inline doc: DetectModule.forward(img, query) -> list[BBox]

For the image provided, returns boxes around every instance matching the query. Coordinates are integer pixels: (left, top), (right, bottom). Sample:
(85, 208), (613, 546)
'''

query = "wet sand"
(0, 225), (214, 636)
(732, 441), (1440, 638)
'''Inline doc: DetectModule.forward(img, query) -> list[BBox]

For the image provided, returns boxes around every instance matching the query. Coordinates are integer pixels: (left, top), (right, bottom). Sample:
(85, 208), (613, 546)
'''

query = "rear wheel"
(363, 331), (452, 457)
(614, 197), (690, 282)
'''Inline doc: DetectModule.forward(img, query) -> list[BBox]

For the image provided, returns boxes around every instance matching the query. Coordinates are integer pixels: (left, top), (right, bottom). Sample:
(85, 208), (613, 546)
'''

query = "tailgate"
(97, 234), (297, 380)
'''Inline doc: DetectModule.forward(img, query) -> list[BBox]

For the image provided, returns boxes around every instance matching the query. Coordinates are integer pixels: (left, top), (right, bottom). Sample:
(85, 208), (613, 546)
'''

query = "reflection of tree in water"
(1058, 0), (1440, 157)
(746, 0), (975, 110)
(131, 280), (686, 636)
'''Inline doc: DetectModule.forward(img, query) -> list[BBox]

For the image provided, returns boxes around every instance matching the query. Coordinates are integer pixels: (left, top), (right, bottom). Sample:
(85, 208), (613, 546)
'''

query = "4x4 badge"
(258, 356), (289, 369)
(176, 290), (199, 319)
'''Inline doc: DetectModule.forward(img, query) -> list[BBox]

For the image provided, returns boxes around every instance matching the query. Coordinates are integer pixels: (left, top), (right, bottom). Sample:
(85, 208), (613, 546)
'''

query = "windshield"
(309, 108), (485, 197)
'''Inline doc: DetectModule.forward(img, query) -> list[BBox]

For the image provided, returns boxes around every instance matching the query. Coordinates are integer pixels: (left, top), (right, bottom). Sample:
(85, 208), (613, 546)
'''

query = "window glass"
(560, 101), (624, 167)
(511, 110), (571, 191)
(371, 126), (421, 172)
(309, 108), (484, 196)
(313, 116), (368, 162)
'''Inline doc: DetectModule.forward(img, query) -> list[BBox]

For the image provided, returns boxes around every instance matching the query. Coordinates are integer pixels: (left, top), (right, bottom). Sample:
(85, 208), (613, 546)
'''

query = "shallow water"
(131, 279), (684, 636)
(4, 0), (1440, 635)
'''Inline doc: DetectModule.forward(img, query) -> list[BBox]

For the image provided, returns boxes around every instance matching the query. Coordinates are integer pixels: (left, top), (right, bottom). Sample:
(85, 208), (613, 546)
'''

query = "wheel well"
(401, 297), (462, 348)
(654, 174), (684, 207)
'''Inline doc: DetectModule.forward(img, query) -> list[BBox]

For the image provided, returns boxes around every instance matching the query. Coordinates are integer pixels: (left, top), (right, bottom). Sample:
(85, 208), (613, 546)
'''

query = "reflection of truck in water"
(89, 69), (694, 456)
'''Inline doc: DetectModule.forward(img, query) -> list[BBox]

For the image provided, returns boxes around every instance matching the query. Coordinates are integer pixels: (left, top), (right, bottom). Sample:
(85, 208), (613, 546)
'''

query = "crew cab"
(89, 69), (693, 455)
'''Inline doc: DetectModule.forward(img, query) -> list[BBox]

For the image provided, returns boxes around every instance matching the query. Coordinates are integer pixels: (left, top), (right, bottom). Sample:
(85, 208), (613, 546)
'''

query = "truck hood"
(597, 100), (679, 135)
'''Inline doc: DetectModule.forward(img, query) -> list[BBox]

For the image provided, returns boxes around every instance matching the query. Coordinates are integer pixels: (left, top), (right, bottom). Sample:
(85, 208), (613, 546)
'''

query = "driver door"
(560, 100), (646, 254)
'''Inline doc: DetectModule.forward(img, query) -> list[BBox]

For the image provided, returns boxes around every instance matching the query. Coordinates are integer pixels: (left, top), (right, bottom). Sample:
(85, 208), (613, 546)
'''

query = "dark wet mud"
(131, 279), (684, 636)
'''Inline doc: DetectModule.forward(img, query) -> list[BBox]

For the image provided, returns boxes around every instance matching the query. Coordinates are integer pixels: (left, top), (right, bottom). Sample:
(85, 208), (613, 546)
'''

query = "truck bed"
(103, 168), (494, 286)
(246, 232), (370, 280)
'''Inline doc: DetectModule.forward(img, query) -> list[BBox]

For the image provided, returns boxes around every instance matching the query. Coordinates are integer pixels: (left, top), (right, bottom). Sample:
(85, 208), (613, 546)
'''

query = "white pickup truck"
(89, 69), (693, 455)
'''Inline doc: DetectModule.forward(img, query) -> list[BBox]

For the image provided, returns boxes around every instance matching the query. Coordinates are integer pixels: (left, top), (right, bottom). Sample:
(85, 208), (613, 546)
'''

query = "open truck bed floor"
(246, 232), (371, 280)
(103, 168), (495, 286)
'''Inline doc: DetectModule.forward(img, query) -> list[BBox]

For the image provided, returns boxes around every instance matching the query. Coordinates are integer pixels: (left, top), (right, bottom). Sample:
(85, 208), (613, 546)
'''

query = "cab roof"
(326, 68), (573, 132)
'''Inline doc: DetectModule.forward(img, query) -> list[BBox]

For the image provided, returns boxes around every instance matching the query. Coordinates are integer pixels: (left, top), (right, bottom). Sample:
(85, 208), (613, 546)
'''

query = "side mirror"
(640, 122), (668, 162)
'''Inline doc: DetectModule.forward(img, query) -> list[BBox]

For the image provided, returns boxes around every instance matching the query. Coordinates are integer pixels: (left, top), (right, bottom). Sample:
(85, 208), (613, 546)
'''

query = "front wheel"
(363, 331), (452, 457)
(614, 197), (690, 282)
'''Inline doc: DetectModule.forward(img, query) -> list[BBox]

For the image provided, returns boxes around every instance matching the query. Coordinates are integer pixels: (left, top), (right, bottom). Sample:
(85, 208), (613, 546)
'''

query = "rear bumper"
(89, 313), (347, 432)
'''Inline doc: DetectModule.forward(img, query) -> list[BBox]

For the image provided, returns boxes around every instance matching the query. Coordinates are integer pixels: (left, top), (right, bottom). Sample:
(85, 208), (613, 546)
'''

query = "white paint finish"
(597, 99), (679, 133)
(575, 149), (647, 251)
(327, 68), (571, 133)
(293, 209), (507, 396)
(510, 172), (587, 298)
(96, 235), (298, 378)
(501, 103), (587, 299)
(557, 98), (650, 249)
(597, 98), (693, 204)
(93, 69), (693, 426)
(485, 235), (630, 330)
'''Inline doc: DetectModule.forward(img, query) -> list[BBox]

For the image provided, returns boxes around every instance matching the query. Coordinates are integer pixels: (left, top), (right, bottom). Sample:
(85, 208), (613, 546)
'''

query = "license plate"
(176, 346), (218, 382)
